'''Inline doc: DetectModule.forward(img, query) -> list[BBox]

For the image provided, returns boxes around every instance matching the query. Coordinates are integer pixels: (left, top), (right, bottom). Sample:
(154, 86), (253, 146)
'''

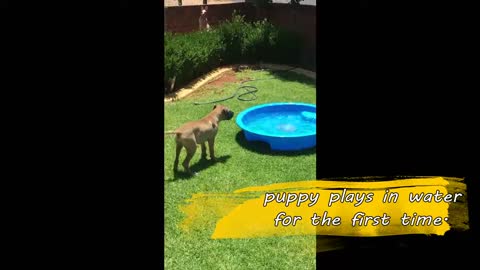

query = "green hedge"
(164, 12), (302, 94)
(164, 30), (224, 93)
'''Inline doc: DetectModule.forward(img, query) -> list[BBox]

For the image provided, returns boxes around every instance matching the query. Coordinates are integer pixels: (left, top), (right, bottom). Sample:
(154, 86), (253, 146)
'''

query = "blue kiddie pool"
(236, 102), (316, 151)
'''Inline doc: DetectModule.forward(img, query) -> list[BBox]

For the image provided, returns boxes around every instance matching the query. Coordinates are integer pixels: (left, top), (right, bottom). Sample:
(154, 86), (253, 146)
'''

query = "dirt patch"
(206, 70), (239, 87)
(186, 70), (251, 99)
(207, 70), (253, 87)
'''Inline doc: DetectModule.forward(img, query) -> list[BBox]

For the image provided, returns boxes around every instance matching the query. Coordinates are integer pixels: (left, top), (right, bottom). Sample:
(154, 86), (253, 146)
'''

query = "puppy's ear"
(213, 105), (217, 110)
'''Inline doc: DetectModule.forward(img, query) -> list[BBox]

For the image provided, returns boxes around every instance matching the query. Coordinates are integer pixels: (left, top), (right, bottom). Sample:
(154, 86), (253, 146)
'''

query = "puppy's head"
(213, 104), (234, 121)
(201, 5), (208, 15)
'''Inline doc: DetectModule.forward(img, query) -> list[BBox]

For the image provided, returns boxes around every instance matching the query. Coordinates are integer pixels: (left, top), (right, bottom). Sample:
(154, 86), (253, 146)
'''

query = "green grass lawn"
(164, 69), (316, 270)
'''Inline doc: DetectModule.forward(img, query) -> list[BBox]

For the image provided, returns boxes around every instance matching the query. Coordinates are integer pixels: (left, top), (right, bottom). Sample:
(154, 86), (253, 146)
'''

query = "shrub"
(164, 12), (302, 94)
(215, 12), (287, 64)
(164, 30), (224, 94)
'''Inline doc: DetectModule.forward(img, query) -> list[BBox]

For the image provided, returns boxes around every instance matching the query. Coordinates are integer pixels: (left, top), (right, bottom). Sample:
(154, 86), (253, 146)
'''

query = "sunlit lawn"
(164, 69), (316, 270)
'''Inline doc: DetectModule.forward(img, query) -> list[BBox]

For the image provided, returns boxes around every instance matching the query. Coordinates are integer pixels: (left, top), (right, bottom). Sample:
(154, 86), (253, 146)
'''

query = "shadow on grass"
(269, 69), (316, 88)
(166, 155), (232, 181)
(235, 131), (316, 157)
(241, 66), (316, 89)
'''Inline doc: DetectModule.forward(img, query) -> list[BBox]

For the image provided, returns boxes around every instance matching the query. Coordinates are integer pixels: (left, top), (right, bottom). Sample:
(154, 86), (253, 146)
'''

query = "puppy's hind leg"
(182, 140), (197, 176)
(173, 142), (182, 173)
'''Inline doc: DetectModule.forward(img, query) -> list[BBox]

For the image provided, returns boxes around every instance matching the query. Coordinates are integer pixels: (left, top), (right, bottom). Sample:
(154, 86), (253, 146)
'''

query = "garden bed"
(164, 63), (316, 102)
(165, 12), (303, 95)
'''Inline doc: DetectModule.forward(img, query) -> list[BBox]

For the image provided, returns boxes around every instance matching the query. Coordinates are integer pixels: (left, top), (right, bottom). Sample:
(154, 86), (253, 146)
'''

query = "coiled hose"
(193, 67), (298, 105)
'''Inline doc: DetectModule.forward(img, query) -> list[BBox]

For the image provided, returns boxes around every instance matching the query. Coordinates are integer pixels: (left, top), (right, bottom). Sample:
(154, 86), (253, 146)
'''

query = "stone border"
(164, 63), (316, 103)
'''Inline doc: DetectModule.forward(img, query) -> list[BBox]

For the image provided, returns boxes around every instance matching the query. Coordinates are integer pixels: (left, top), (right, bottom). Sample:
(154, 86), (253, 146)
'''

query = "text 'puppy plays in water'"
(166, 105), (234, 176)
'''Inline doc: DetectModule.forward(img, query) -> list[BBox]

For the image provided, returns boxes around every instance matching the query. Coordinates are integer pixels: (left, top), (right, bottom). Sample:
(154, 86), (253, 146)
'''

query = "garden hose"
(192, 67), (298, 105)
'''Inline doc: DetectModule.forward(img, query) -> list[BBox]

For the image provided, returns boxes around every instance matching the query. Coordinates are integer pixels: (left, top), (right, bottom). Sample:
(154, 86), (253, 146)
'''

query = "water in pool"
(246, 111), (316, 136)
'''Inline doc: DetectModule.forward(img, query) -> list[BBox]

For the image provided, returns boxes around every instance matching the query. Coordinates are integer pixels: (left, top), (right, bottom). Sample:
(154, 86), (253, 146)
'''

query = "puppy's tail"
(164, 130), (181, 137)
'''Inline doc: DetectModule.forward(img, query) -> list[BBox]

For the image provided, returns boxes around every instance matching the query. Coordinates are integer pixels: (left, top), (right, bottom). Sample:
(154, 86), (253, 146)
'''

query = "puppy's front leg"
(208, 138), (216, 162)
(201, 143), (207, 160)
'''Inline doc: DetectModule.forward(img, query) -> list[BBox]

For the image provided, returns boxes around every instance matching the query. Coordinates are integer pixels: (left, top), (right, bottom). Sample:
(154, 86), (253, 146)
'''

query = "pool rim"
(235, 102), (317, 138)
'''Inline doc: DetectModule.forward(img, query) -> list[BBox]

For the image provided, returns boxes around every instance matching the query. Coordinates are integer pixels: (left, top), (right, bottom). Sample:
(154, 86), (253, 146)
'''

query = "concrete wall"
(164, 3), (255, 33)
(264, 4), (316, 71)
(164, 3), (316, 71)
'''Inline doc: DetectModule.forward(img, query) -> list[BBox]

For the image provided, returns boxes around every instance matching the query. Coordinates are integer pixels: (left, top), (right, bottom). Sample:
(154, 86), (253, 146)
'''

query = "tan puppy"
(166, 105), (234, 175)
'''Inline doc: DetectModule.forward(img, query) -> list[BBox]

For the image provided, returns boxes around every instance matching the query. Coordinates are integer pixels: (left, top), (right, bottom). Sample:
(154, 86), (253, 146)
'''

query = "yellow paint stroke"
(233, 177), (449, 193)
(179, 177), (454, 239)
(179, 193), (257, 232)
